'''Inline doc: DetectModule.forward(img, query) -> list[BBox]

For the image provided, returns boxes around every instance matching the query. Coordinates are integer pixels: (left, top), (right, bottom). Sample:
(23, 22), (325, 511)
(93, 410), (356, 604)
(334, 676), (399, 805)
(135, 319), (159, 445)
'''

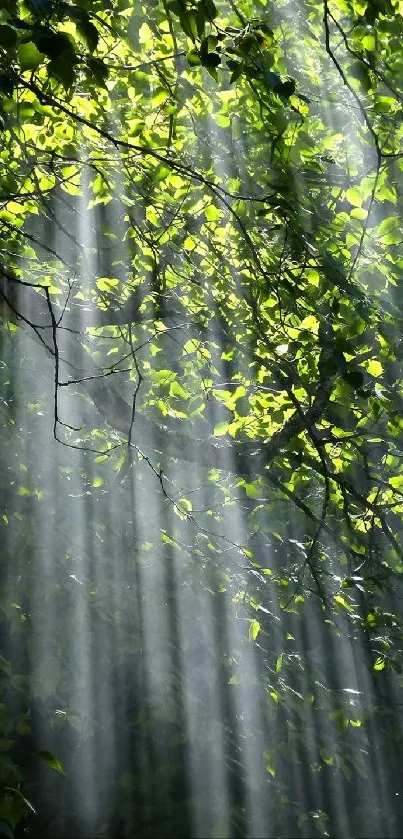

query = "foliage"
(1, 0), (403, 835)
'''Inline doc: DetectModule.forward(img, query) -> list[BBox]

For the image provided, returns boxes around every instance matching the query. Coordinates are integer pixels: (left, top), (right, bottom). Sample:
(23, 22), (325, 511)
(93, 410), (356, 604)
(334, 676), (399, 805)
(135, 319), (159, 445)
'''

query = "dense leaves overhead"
(1, 0), (403, 836)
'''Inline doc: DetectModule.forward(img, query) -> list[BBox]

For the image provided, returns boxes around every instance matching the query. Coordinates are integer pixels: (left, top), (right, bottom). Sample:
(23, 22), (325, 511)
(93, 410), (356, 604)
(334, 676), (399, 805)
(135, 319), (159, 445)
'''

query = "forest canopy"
(1, 0), (403, 836)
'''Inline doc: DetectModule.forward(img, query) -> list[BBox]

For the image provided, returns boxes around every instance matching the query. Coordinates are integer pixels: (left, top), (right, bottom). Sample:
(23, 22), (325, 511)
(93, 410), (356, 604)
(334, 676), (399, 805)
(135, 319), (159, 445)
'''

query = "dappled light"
(1, 0), (403, 837)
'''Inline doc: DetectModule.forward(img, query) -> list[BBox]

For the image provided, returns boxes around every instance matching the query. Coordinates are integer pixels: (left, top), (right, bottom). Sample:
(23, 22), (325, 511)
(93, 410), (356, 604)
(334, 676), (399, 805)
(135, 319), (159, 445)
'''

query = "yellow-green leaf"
(214, 421), (229, 437)
(345, 187), (362, 207)
(366, 360), (383, 377)
(96, 278), (119, 292)
(249, 619), (260, 641)
(333, 594), (353, 611)
(275, 653), (283, 673)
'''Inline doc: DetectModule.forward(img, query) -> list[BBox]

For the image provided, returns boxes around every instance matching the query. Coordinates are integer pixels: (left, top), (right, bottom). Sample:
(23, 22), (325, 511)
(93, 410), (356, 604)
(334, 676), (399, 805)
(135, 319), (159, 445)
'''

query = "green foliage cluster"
(1, 0), (403, 835)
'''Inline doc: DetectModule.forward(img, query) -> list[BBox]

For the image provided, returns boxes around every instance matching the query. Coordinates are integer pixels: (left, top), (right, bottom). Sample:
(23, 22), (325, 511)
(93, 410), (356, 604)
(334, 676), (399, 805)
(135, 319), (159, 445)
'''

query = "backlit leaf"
(249, 619), (260, 641)
(37, 750), (65, 774)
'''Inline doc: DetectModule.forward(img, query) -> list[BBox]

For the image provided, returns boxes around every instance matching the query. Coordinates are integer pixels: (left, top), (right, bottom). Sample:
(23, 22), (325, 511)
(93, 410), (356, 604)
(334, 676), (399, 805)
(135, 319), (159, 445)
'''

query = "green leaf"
(18, 42), (44, 71)
(76, 18), (99, 52)
(0, 25), (17, 50)
(96, 277), (119, 292)
(35, 32), (75, 60)
(179, 11), (198, 41)
(87, 56), (109, 86)
(195, 7), (206, 37)
(200, 35), (218, 56)
(350, 207), (367, 219)
(200, 0), (218, 20)
(213, 421), (229, 437)
(200, 51), (221, 69)
(0, 72), (14, 97)
(167, 1), (186, 16)
(366, 360), (383, 377)
(342, 370), (365, 389)
(169, 380), (189, 399)
(249, 619), (260, 641)
(244, 481), (261, 499)
(273, 78), (296, 99)
(264, 70), (281, 87)
(362, 34), (376, 51)
(187, 50), (201, 66)
(345, 187), (362, 207)
(389, 476), (403, 489)
(179, 497), (192, 513)
(37, 750), (65, 774)
(47, 52), (78, 88)
(237, 33), (257, 56)
(263, 750), (276, 776)
(229, 62), (243, 83)
(333, 594), (354, 611)
(378, 216), (399, 236)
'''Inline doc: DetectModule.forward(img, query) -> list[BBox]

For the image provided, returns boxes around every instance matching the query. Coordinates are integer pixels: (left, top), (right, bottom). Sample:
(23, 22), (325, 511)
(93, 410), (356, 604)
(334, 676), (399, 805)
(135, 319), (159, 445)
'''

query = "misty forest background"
(1, 0), (403, 836)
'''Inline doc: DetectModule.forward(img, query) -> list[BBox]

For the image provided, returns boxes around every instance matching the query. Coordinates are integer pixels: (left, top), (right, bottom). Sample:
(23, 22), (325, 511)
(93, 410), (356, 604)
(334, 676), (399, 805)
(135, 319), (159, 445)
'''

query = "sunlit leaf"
(275, 653), (283, 673)
(249, 619), (260, 641)
(366, 360), (383, 377)
(213, 421), (229, 437)
(18, 42), (44, 71)
(333, 594), (354, 611)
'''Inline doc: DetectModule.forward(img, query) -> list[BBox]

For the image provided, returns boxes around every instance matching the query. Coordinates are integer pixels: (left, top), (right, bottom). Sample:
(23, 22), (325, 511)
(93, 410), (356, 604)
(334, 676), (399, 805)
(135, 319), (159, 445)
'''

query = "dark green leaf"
(200, 35), (218, 56)
(229, 63), (243, 83)
(264, 70), (281, 86)
(37, 749), (65, 774)
(319, 357), (340, 377)
(76, 18), (98, 52)
(342, 370), (365, 389)
(0, 73), (14, 97)
(236, 33), (257, 56)
(273, 78), (296, 99)
(28, 0), (52, 15)
(87, 56), (109, 85)
(365, 5), (377, 23)
(35, 31), (75, 59)
(178, 11), (198, 41)
(195, 7), (206, 37)
(200, 0), (217, 20)
(0, 25), (18, 50)
(47, 52), (78, 88)
(200, 51), (220, 69)
(167, 0), (185, 14)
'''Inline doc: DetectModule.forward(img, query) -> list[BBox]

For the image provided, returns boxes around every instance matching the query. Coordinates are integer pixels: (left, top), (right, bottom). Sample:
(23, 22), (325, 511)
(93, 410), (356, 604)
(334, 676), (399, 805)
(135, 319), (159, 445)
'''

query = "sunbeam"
(1, 0), (403, 837)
